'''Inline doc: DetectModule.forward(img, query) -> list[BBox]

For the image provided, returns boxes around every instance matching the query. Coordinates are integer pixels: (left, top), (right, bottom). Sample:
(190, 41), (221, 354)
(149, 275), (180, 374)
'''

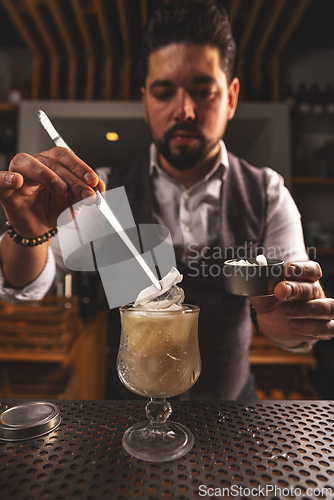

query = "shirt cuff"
(270, 338), (317, 353)
(0, 232), (56, 304)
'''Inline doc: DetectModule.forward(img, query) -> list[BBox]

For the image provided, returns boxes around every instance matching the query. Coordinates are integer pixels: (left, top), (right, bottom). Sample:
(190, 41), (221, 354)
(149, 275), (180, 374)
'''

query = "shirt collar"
(149, 139), (229, 181)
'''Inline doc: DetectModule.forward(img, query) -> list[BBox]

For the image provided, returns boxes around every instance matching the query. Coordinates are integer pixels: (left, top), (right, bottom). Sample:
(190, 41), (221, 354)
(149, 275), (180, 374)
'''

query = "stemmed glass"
(117, 303), (201, 462)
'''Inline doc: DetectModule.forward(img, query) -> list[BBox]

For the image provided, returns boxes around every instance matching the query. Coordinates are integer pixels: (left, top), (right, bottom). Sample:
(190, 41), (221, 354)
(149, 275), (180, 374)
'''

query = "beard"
(152, 122), (218, 171)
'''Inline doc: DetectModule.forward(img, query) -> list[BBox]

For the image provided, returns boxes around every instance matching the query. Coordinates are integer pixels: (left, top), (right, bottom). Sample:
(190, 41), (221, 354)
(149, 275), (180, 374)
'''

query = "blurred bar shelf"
(0, 103), (18, 112)
(250, 329), (318, 400)
(313, 247), (334, 255)
(294, 176), (334, 184)
(0, 297), (108, 399)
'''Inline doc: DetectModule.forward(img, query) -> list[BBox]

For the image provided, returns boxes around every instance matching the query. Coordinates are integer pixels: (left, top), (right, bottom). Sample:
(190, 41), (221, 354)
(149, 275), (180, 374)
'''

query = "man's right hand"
(0, 147), (105, 289)
(0, 147), (105, 238)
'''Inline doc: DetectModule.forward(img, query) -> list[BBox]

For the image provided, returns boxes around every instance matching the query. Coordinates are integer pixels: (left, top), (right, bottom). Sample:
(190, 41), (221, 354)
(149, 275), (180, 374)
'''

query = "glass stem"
(145, 398), (172, 428)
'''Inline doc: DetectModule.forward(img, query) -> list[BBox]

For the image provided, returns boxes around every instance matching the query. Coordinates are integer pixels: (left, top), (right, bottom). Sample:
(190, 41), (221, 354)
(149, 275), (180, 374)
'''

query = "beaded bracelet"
(6, 221), (59, 247)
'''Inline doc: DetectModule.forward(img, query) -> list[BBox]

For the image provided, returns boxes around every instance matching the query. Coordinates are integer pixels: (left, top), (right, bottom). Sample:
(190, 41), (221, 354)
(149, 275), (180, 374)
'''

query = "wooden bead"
(5, 221), (58, 246)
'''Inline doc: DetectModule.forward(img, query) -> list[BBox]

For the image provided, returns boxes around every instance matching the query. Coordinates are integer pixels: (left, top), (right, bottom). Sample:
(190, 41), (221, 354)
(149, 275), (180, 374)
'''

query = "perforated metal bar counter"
(0, 400), (334, 500)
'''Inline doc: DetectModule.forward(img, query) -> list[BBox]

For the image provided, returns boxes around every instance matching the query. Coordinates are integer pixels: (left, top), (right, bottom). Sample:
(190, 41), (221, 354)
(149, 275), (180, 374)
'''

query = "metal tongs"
(37, 110), (161, 291)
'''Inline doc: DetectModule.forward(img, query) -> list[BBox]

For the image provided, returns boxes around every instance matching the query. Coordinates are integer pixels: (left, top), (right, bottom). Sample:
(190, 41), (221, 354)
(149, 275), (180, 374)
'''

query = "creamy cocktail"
(117, 304), (200, 398)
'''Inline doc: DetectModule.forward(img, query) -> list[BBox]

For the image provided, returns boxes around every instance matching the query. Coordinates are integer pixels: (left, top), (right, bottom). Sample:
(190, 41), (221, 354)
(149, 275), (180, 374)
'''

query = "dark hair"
(140, 0), (236, 85)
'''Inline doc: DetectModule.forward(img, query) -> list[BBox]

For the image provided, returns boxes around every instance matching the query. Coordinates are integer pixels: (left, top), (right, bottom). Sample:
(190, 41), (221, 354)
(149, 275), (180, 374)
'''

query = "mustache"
(164, 122), (203, 140)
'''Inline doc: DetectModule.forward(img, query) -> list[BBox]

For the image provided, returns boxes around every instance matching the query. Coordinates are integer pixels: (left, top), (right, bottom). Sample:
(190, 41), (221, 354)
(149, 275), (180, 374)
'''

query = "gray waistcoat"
(106, 151), (267, 400)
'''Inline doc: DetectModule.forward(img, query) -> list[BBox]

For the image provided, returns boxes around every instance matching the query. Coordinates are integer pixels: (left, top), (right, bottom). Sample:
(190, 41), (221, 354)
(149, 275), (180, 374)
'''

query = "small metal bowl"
(223, 258), (284, 296)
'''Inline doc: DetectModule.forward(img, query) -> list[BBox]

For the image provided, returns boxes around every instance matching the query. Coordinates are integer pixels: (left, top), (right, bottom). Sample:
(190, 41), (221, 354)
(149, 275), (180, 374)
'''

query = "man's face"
(141, 43), (239, 171)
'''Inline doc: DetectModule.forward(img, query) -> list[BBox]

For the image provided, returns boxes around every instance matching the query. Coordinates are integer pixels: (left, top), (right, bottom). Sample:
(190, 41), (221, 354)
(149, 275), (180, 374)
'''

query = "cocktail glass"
(117, 303), (201, 462)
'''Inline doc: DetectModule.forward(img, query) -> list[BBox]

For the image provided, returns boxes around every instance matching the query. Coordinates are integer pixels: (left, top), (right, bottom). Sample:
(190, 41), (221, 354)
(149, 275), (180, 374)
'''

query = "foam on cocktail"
(228, 254), (268, 266)
(134, 267), (184, 310)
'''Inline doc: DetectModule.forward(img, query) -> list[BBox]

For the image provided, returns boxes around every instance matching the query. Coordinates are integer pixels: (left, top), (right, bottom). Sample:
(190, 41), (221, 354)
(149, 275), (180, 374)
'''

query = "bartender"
(0, 0), (333, 400)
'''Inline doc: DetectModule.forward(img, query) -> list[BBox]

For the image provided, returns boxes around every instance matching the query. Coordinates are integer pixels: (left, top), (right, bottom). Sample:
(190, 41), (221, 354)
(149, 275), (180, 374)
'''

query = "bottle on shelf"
(305, 221), (333, 251)
(296, 82), (311, 114)
(325, 82), (334, 114)
(282, 82), (296, 111)
(292, 143), (306, 177)
(0, 131), (6, 171)
(326, 134), (334, 177)
(0, 128), (16, 171)
(310, 83), (325, 115)
(7, 66), (26, 103)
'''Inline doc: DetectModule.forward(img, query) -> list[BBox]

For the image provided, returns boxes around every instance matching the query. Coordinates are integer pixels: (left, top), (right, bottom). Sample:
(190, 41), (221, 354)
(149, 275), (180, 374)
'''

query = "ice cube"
(229, 259), (254, 266)
(134, 267), (184, 309)
(136, 284), (184, 310)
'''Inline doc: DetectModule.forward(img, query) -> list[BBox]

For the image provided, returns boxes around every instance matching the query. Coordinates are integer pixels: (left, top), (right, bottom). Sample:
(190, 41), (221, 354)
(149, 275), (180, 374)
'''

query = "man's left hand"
(249, 261), (334, 348)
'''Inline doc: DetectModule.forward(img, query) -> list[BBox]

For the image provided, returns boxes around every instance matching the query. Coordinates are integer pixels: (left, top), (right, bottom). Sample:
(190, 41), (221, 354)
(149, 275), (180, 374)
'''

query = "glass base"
(122, 420), (194, 462)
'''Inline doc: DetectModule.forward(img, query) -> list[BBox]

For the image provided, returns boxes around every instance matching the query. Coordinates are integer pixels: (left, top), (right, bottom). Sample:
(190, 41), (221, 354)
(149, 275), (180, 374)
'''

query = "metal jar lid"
(0, 402), (61, 441)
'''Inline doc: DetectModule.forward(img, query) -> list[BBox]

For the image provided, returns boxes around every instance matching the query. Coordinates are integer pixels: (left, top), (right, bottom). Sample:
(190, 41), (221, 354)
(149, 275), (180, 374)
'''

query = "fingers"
(41, 147), (99, 188)
(278, 297), (334, 340)
(10, 153), (66, 194)
(257, 260), (333, 345)
(275, 261), (325, 302)
(280, 297), (334, 320)
(274, 279), (325, 301)
(283, 261), (322, 282)
(97, 178), (106, 193)
(33, 153), (94, 200)
(9, 148), (99, 202)
(286, 319), (334, 340)
(274, 267), (332, 342)
(0, 171), (24, 200)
